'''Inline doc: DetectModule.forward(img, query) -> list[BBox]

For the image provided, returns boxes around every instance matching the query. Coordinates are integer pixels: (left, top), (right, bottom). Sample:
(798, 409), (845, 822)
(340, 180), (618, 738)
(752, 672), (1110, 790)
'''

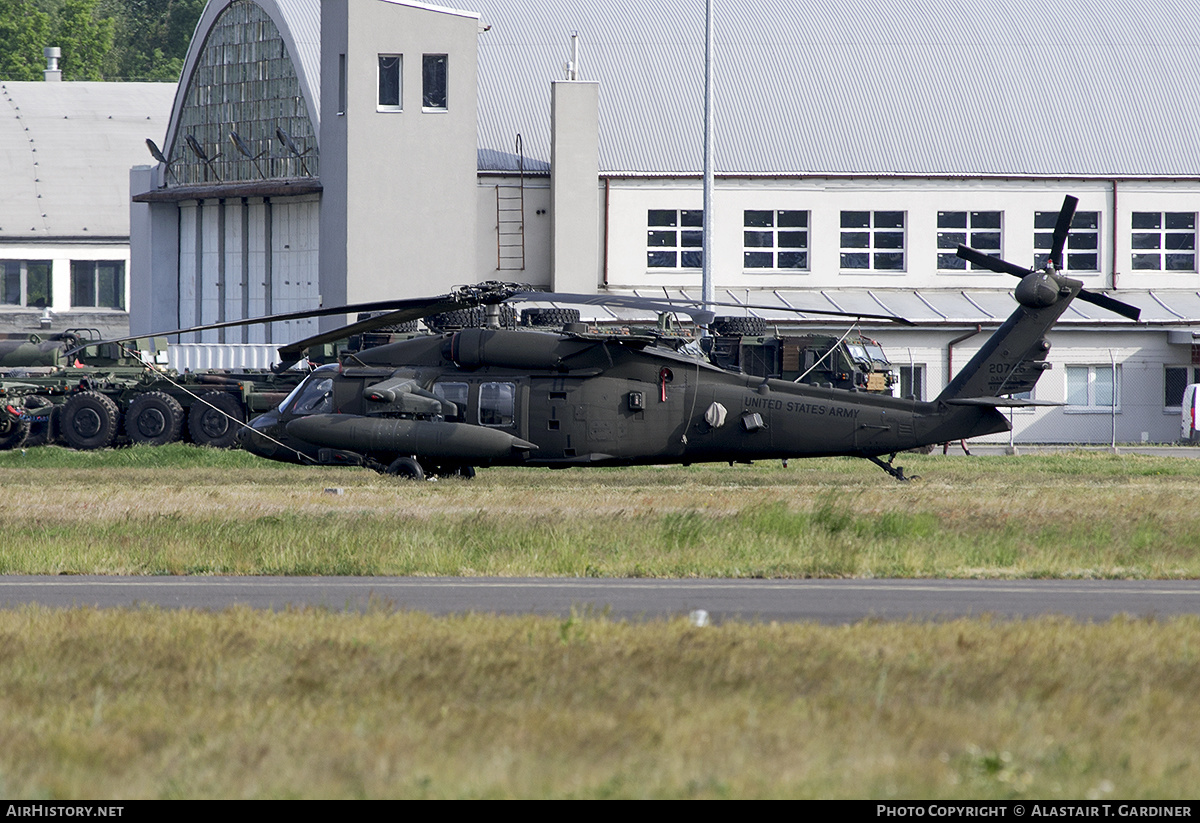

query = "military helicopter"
(105, 195), (1139, 481)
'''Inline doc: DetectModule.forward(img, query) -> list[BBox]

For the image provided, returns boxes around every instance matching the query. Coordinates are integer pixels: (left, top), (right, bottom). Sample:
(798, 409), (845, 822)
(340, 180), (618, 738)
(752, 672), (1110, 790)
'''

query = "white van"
(1182, 384), (1200, 443)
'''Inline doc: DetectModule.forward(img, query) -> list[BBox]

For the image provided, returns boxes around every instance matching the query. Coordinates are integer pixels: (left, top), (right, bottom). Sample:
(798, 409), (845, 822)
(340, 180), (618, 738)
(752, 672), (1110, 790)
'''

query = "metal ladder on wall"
(495, 134), (526, 271)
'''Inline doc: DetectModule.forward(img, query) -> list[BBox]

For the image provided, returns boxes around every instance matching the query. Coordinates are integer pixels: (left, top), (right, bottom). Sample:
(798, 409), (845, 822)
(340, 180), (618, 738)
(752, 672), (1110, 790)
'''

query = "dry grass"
(0, 607), (1195, 799)
(1, 447), (1200, 577)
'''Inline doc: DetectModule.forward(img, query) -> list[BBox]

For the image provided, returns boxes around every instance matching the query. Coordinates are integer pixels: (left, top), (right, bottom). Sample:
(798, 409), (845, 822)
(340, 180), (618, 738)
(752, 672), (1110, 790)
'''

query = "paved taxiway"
(2, 577), (1198, 623)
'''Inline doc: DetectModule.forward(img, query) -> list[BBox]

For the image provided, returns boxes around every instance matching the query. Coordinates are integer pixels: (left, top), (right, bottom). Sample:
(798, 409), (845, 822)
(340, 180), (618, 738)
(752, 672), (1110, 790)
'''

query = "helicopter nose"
(238, 410), (285, 458)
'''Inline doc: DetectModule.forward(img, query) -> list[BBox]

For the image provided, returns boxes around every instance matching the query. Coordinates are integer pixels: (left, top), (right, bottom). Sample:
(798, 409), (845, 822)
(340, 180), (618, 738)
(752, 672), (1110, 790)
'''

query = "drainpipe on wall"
(943, 325), (982, 454)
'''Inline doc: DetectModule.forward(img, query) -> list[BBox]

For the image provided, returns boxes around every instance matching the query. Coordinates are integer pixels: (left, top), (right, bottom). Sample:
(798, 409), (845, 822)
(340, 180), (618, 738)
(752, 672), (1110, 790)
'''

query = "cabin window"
(937, 211), (1002, 270)
(1132, 212), (1196, 272)
(839, 211), (905, 271)
(287, 375), (335, 416)
(647, 209), (703, 268)
(422, 54), (447, 109)
(1065, 364), (1120, 412)
(378, 55), (401, 110)
(1035, 209), (1099, 272)
(743, 210), (808, 270)
(70, 261), (125, 309)
(1, 260), (52, 308)
(479, 382), (516, 427)
(433, 381), (469, 422)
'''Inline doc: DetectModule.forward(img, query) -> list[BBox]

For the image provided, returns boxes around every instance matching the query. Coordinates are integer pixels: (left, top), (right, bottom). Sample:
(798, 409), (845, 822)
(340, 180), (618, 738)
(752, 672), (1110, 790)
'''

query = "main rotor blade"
(689, 299), (914, 326)
(956, 245), (1032, 278)
(514, 292), (913, 326)
(1048, 195), (1079, 269)
(1076, 289), (1141, 321)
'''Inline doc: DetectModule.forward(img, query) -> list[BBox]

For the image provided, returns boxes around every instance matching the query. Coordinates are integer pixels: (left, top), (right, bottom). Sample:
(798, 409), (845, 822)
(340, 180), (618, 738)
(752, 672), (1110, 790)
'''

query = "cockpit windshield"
(278, 365), (337, 416)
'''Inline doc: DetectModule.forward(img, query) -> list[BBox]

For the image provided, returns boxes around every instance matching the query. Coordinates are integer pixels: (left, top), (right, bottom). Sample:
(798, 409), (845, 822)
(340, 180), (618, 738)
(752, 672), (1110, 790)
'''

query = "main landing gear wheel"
(384, 456), (426, 480)
(125, 391), (184, 446)
(61, 391), (121, 450)
(187, 391), (245, 449)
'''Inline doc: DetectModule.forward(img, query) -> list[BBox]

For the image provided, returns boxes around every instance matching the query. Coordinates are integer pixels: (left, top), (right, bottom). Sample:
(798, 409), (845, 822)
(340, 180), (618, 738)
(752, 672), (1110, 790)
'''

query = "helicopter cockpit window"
(282, 369), (337, 416)
(432, 381), (468, 422)
(479, 382), (516, 427)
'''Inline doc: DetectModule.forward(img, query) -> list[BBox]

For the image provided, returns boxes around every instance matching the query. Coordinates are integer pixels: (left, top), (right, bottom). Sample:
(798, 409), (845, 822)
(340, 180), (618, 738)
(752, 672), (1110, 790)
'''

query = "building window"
(1132, 212), (1196, 272)
(479, 382), (515, 427)
(1035, 210), (1099, 272)
(422, 54), (447, 109)
(743, 210), (808, 270)
(647, 209), (703, 268)
(896, 364), (925, 401)
(937, 211), (1002, 269)
(70, 261), (125, 310)
(1, 260), (52, 308)
(377, 54), (401, 110)
(1164, 366), (1200, 408)
(1066, 364), (1120, 412)
(840, 211), (905, 271)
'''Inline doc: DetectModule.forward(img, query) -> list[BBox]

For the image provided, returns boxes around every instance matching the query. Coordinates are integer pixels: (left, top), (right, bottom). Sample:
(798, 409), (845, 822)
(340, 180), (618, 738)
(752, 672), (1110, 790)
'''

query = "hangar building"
(131, 0), (1200, 444)
(1, 79), (174, 337)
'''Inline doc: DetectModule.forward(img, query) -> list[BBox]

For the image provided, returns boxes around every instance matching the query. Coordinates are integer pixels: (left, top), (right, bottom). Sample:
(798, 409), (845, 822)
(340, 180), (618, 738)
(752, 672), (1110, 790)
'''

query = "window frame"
(1131, 211), (1197, 273)
(1065, 364), (1121, 413)
(742, 209), (809, 271)
(1, 259), (53, 308)
(69, 260), (125, 310)
(839, 210), (906, 272)
(422, 54), (448, 111)
(1035, 209), (1100, 273)
(1164, 365), (1200, 410)
(377, 54), (402, 111)
(647, 209), (704, 269)
(936, 210), (1002, 271)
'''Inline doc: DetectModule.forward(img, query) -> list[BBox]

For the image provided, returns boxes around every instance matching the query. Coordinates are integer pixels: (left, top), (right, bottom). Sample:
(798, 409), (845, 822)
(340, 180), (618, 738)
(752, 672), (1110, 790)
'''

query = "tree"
(54, 0), (115, 80)
(0, 1), (53, 81)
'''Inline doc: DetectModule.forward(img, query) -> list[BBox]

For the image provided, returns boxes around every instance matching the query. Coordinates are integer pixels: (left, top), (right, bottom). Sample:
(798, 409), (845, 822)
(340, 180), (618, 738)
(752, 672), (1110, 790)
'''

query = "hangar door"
(178, 194), (319, 345)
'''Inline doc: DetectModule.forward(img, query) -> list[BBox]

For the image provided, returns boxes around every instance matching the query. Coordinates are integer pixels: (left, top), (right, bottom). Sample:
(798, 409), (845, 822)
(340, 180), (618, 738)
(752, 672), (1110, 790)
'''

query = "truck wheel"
(712, 316), (767, 337)
(0, 411), (29, 450)
(187, 392), (245, 449)
(61, 391), (121, 450)
(384, 456), (425, 480)
(521, 308), (581, 328)
(125, 391), (184, 446)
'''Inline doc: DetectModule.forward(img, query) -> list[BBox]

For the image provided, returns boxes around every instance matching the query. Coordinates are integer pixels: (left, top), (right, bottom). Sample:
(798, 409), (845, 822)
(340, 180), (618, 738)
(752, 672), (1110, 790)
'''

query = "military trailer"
(703, 316), (896, 393)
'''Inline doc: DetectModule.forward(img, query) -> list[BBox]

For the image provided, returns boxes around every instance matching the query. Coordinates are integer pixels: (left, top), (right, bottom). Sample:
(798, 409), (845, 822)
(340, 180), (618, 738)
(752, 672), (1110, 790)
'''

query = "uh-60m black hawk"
(116, 195), (1139, 481)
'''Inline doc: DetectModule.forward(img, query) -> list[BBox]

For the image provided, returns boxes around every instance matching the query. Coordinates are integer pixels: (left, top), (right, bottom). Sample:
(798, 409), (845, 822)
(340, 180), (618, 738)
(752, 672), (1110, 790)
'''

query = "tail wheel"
(0, 410), (29, 450)
(125, 391), (184, 446)
(187, 392), (245, 449)
(384, 456), (425, 480)
(61, 391), (121, 450)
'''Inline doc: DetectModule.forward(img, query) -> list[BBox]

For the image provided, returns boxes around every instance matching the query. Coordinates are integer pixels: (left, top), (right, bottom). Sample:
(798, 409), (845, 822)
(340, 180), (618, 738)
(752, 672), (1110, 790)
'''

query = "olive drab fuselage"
(240, 323), (1011, 473)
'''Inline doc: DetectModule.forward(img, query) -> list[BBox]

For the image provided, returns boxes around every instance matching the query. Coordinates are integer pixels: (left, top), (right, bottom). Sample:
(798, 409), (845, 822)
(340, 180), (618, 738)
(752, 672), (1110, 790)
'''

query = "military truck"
(0, 331), (305, 451)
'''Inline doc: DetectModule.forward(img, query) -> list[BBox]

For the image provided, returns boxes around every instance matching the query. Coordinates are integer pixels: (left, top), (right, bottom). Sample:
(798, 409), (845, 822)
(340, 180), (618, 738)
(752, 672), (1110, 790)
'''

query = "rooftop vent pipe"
(44, 47), (61, 82)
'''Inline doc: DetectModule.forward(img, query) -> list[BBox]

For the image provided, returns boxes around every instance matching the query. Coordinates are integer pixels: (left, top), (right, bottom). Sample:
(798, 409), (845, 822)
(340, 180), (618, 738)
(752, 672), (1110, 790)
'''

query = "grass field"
(1, 445), (1199, 578)
(1, 445), (1198, 798)
(1, 607), (1197, 799)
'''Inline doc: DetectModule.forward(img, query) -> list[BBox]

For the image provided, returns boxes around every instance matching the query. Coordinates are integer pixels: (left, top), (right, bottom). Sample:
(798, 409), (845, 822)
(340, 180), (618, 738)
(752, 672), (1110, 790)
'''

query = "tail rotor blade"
(1048, 195), (1079, 269)
(956, 245), (1032, 279)
(1077, 289), (1141, 321)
